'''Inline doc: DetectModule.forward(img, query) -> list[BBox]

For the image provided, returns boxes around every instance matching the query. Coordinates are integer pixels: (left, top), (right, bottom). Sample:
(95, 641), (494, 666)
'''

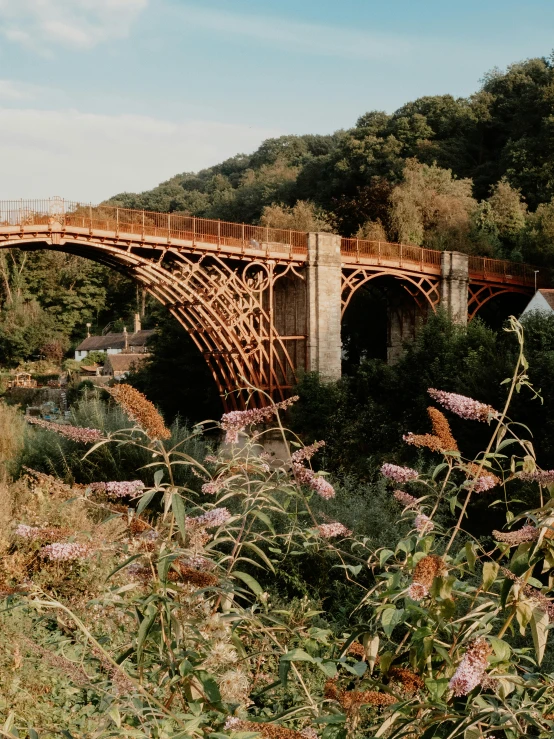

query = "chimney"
(123, 326), (128, 351)
(86, 322), (91, 338)
(134, 313), (141, 334)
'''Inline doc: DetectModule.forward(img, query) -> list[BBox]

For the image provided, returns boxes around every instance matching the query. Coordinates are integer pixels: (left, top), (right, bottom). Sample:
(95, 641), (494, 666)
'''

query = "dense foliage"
(3, 322), (554, 738)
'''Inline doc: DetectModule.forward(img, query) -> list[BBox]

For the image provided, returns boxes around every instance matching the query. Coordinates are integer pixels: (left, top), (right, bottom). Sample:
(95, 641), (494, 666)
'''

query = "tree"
(390, 160), (477, 250)
(259, 201), (332, 232)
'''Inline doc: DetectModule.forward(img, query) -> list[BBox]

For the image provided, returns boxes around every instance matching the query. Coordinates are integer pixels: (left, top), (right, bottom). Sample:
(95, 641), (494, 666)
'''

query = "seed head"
(493, 525), (539, 546)
(108, 384), (171, 440)
(393, 490), (420, 508)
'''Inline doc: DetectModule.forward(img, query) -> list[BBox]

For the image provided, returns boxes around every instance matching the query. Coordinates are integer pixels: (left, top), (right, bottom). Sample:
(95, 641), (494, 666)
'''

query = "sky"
(1, 0), (553, 202)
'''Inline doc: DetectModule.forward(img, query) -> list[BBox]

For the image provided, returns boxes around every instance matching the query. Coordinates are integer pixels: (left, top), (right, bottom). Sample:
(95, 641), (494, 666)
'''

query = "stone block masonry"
(307, 232), (343, 381)
(440, 251), (469, 324)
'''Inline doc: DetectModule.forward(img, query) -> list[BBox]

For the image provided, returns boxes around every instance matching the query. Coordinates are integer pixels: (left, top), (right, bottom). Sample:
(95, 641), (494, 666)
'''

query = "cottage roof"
(105, 353), (150, 373)
(76, 329), (155, 352)
(538, 289), (554, 310)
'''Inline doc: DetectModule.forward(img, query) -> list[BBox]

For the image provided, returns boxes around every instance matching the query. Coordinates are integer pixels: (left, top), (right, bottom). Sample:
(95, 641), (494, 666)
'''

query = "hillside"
(106, 56), (554, 264)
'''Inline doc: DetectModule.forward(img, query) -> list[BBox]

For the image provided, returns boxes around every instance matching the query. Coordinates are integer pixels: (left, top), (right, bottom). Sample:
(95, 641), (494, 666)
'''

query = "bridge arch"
(468, 283), (534, 322)
(0, 233), (300, 410)
(341, 268), (440, 318)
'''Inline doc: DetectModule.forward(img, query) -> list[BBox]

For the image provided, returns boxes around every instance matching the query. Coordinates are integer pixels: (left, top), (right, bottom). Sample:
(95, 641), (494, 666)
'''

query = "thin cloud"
(0, 107), (283, 201)
(177, 4), (414, 61)
(0, 0), (148, 50)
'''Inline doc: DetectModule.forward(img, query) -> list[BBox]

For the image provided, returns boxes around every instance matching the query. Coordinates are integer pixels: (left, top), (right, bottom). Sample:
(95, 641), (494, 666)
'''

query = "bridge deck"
(0, 198), (540, 288)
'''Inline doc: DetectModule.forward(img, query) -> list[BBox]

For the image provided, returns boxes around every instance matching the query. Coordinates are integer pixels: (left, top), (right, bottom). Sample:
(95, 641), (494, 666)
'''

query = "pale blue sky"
(1, 0), (553, 201)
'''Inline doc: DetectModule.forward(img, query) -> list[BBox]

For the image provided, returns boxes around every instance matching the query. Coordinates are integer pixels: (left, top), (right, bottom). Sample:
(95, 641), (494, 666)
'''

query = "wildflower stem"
(445, 318), (526, 555)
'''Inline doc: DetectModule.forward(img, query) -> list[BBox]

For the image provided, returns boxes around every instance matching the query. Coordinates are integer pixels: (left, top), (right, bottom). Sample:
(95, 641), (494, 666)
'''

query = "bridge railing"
(468, 255), (540, 286)
(0, 199), (309, 256)
(341, 237), (442, 271)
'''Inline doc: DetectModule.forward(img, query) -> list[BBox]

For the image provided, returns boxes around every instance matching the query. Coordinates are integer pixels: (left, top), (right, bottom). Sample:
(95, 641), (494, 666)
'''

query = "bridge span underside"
(0, 199), (541, 409)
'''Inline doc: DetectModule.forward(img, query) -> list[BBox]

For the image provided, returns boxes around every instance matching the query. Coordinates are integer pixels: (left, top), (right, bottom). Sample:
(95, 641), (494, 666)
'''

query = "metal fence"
(0, 198), (308, 255)
(341, 237), (442, 270)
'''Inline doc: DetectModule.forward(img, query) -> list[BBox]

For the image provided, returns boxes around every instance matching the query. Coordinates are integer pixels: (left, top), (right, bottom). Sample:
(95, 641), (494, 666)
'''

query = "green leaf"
(136, 605), (157, 662)
(279, 658), (290, 686)
(137, 489), (157, 514)
(106, 553), (144, 581)
(530, 606), (549, 665)
(28, 731), (39, 739)
(108, 706), (121, 728)
(379, 549), (395, 567)
(465, 542), (476, 573)
(343, 660), (367, 677)
(489, 636), (511, 663)
(232, 571), (264, 597)
(316, 661), (337, 678)
(482, 561), (499, 591)
(243, 542), (276, 573)
(171, 492), (187, 541)
(154, 469), (164, 487)
(281, 648), (315, 663)
(199, 674), (222, 704)
(382, 607), (405, 638)
(425, 677), (449, 702)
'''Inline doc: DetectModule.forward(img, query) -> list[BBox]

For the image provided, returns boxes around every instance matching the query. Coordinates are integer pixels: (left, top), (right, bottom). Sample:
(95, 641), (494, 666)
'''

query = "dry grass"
(0, 401), (25, 480)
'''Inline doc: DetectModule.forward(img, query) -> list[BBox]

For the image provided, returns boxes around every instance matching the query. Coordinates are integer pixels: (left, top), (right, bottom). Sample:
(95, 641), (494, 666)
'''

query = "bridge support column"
(440, 251), (469, 324)
(307, 232), (342, 381)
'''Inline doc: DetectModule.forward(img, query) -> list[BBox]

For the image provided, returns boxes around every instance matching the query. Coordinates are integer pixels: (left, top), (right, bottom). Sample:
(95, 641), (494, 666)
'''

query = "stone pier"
(306, 232), (342, 380)
(440, 251), (469, 324)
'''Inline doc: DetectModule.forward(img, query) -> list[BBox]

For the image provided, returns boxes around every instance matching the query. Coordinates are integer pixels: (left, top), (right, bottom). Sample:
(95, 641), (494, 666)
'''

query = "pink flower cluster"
(428, 389), (497, 422)
(381, 463), (419, 483)
(15, 524), (43, 540)
(415, 514), (434, 534)
(180, 555), (214, 570)
(201, 478), (226, 495)
(393, 490), (420, 508)
(291, 441), (325, 464)
(90, 480), (145, 497)
(220, 396), (298, 444)
(316, 522), (352, 539)
(449, 637), (491, 696)
(519, 470), (554, 485)
(40, 542), (91, 561)
(493, 525), (539, 545)
(293, 463), (335, 499)
(473, 474), (499, 493)
(188, 507), (231, 529)
(408, 582), (429, 601)
(26, 417), (103, 443)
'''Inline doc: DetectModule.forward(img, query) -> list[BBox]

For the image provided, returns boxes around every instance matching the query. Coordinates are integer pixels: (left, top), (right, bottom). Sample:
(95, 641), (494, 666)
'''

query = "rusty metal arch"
(468, 283), (533, 321)
(341, 267), (441, 318)
(0, 236), (299, 410)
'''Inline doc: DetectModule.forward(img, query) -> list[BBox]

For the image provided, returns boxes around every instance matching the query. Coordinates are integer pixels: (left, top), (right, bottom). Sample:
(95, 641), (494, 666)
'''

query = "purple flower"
(293, 463), (335, 499)
(188, 507), (231, 529)
(220, 397), (298, 444)
(90, 480), (145, 497)
(291, 441), (325, 464)
(449, 638), (492, 696)
(40, 542), (90, 561)
(493, 525), (539, 545)
(414, 514), (434, 534)
(201, 478), (226, 495)
(519, 470), (554, 485)
(381, 463), (419, 483)
(393, 490), (420, 508)
(316, 522), (352, 539)
(428, 389), (497, 422)
(408, 582), (429, 601)
(14, 524), (42, 539)
(26, 417), (103, 443)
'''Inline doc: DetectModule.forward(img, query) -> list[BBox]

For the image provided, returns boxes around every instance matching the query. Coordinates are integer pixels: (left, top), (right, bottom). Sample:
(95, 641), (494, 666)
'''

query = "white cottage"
(521, 289), (554, 318)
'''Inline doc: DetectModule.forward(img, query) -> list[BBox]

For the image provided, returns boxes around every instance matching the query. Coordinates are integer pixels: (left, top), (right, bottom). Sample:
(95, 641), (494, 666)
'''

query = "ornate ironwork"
(0, 198), (541, 408)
